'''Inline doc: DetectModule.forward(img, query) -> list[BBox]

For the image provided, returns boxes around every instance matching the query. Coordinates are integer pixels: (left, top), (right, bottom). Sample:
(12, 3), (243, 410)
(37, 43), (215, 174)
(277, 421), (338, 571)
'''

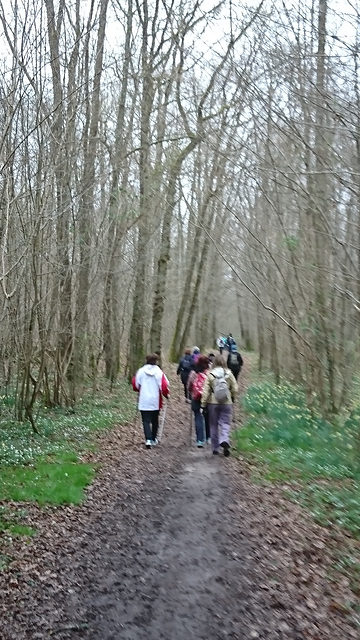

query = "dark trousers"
(191, 398), (204, 442)
(230, 368), (240, 380)
(140, 410), (159, 441)
(203, 407), (210, 439)
(181, 375), (190, 399)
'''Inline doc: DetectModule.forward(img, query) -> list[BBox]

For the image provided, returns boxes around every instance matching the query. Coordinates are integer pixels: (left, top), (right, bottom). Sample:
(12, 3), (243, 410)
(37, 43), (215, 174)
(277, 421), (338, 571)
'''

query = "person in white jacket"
(133, 353), (169, 449)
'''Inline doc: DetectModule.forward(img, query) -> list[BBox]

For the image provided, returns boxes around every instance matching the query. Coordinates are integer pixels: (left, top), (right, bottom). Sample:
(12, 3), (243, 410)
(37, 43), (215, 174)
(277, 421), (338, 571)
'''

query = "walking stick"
(157, 401), (167, 443)
(189, 402), (193, 447)
(131, 405), (139, 445)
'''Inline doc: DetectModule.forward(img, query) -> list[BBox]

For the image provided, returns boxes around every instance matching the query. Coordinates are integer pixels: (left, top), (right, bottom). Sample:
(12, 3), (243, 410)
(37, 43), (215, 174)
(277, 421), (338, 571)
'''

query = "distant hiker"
(132, 353), (169, 449)
(187, 355), (210, 447)
(227, 345), (243, 381)
(177, 348), (193, 402)
(201, 354), (237, 457)
(225, 333), (236, 352)
(208, 352), (215, 366)
(191, 346), (200, 365)
(217, 336), (225, 355)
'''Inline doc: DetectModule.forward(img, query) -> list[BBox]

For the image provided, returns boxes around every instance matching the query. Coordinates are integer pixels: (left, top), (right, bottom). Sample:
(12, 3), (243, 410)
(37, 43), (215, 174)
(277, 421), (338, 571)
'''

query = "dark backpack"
(229, 352), (238, 367)
(181, 358), (191, 372)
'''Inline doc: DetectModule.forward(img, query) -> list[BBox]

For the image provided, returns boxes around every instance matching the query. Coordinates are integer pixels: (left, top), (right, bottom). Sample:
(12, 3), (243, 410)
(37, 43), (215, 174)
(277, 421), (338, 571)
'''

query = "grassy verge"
(0, 380), (135, 510)
(233, 377), (360, 596)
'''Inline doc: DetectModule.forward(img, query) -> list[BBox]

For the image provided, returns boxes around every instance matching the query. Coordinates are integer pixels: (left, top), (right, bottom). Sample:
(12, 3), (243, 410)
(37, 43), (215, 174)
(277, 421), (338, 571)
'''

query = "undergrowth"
(234, 380), (360, 538)
(0, 380), (135, 509)
(234, 377), (360, 597)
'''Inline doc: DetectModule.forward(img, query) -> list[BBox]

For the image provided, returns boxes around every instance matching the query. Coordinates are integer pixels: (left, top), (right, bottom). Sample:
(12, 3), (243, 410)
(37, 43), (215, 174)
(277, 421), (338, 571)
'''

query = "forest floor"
(0, 360), (359, 639)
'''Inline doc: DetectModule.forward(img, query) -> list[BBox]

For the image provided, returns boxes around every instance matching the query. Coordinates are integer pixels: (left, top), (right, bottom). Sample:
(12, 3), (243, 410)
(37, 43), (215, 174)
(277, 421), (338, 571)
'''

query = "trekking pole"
(130, 403), (140, 445)
(157, 401), (167, 443)
(189, 401), (193, 447)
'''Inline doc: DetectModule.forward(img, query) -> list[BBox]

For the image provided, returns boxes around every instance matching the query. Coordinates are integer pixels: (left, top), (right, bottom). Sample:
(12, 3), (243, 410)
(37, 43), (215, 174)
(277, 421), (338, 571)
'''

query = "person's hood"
(142, 364), (160, 376)
(211, 366), (228, 377)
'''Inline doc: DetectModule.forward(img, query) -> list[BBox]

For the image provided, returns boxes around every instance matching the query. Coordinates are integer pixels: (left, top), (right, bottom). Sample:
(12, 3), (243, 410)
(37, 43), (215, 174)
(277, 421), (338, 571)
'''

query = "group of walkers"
(132, 336), (243, 457)
(176, 341), (243, 455)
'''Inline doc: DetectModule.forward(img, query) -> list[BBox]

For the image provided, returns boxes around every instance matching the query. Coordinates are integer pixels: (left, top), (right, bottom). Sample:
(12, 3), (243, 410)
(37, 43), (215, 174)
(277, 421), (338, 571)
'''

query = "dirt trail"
(1, 365), (359, 639)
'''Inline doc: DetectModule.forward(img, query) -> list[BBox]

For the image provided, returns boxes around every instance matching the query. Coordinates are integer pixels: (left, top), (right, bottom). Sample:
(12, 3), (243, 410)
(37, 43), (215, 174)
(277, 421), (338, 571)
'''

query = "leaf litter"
(0, 361), (359, 639)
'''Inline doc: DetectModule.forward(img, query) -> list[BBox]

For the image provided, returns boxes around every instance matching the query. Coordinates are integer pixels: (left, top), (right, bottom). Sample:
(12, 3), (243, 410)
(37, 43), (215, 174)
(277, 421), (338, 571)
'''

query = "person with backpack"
(227, 344), (243, 381)
(187, 355), (210, 447)
(176, 348), (193, 402)
(132, 353), (169, 449)
(225, 333), (236, 352)
(201, 354), (237, 457)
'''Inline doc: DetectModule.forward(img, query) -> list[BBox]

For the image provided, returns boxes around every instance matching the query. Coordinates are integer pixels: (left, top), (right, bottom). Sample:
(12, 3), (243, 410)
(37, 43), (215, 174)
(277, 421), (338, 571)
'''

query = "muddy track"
(0, 364), (359, 639)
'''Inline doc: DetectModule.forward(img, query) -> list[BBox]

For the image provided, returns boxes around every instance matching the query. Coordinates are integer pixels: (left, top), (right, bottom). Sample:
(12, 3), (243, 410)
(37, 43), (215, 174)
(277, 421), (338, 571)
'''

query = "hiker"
(208, 352), (215, 366)
(217, 336), (225, 355)
(187, 355), (210, 447)
(132, 353), (169, 449)
(225, 333), (236, 352)
(176, 348), (193, 402)
(201, 354), (237, 457)
(227, 344), (243, 381)
(191, 346), (200, 366)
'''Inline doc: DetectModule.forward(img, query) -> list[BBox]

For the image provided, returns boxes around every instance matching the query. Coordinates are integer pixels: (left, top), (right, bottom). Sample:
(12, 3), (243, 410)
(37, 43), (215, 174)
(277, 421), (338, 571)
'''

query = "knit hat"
(193, 346), (200, 354)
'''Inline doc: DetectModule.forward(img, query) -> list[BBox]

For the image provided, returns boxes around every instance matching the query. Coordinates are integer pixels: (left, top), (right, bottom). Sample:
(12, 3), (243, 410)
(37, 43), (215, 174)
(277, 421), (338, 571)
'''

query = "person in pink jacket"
(132, 353), (169, 449)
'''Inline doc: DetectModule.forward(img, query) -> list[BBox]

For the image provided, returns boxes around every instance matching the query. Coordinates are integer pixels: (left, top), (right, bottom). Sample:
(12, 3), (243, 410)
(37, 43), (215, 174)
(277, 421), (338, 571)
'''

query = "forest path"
(1, 362), (358, 639)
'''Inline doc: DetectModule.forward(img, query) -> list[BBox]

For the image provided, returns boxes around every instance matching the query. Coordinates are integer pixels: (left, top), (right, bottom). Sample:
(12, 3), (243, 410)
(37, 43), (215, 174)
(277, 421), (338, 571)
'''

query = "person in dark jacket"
(227, 344), (243, 380)
(177, 348), (193, 402)
(225, 333), (236, 352)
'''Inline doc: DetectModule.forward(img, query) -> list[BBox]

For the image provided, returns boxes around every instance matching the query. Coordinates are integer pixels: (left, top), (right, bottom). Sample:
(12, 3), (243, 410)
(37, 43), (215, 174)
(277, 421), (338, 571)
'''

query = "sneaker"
(197, 441), (204, 448)
(145, 440), (152, 449)
(221, 441), (230, 457)
(152, 438), (158, 446)
(213, 450), (219, 455)
(206, 438), (211, 445)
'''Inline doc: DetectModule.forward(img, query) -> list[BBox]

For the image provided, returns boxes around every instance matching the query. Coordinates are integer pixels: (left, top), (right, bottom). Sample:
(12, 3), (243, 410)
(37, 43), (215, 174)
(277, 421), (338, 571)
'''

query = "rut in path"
(1, 367), (359, 639)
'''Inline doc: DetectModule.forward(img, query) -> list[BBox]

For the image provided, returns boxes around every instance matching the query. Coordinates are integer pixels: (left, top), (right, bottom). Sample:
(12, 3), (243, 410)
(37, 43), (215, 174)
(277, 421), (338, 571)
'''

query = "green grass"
(234, 380), (360, 538)
(234, 377), (360, 600)
(0, 458), (95, 505)
(0, 380), (135, 467)
(0, 380), (135, 523)
(0, 506), (37, 540)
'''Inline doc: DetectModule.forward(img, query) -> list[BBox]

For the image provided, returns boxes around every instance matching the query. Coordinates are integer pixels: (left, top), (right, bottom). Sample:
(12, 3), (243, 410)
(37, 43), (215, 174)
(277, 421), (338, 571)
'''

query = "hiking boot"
(197, 441), (204, 448)
(145, 440), (152, 449)
(213, 450), (219, 455)
(221, 441), (230, 457)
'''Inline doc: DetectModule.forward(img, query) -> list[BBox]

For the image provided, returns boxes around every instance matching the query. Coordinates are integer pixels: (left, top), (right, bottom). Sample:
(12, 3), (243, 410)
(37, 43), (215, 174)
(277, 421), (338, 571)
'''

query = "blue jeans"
(140, 410), (159, 441)
(191, 398), (204, 442)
